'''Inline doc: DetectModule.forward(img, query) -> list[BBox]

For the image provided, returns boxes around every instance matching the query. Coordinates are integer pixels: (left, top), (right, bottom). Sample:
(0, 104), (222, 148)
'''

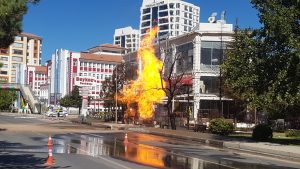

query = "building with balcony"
(124, 17), (234, 121)
(140, 0), (200, 40)
(0, 33), (42, 83)
(114, 26), (140, 53)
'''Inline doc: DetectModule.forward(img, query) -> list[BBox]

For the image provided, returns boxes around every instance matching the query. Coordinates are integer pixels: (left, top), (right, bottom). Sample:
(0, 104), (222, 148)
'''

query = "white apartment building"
(0, 33), (42, 83)
(140, 0), (200, 40)
(114, 27), (140, 53)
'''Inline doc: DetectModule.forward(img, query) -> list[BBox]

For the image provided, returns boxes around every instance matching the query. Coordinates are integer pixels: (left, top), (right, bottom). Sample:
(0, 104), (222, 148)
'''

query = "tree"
(160, 44), (187, 130)
(59, 95), (74, 109)
(222, 0), (300, 117)
(0, 91), (17, 110)
(60, 86), (82, 114)
(0, 0), (40, 48)
(101, 63), (126, 113)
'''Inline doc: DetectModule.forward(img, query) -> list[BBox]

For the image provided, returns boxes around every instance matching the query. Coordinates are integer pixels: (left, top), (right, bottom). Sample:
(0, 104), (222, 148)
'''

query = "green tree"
(222, 0), (300, 116)
(0, 91), (17, 110)
(60, 86), (82, 114)
(101, 63), (126, 112)
(59, 95), (74, 109)
(0, 0), (40, 48)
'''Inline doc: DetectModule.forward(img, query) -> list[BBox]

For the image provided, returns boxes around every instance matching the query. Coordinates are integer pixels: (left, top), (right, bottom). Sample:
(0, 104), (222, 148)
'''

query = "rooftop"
(20, 32), (42, 40)
(80, 53), (123, 63)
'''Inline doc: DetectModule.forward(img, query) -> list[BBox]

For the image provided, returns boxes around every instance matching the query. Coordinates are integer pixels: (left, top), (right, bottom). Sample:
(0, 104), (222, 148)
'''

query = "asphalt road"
(0, 114), (300, 169)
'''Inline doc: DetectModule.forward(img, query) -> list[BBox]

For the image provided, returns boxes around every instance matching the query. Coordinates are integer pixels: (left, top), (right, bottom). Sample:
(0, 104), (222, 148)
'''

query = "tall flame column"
(192, 35), (201, 121)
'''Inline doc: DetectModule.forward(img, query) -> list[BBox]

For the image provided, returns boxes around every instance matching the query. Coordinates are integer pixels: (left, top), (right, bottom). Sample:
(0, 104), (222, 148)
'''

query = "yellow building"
(0, 33), (42, 83)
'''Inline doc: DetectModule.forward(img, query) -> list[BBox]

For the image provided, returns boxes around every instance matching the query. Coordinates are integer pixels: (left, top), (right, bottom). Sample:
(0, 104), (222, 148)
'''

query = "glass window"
(159, 11), (168, 17)
(0, 71), (7, 75)
(12, 63), (19, 68)
(169, 3), (174, 9)
(14, 36), (22, 41)
(159, 18), (168, 24)
(143, 8), (150, 14)
(160, 24), (169, 31)
(159, 4), (168, 10)
(12, 56), (23, 62)
(142, 21), (151, 27)
(12, 49), (23, 55)
(13, 43), (23, 48)
(0, 57), (8, 61)
(142, 14), (151, 20)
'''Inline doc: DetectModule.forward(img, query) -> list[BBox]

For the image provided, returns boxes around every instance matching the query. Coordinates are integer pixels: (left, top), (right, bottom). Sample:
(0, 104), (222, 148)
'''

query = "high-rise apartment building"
(0, 33), (42, 83)
(114, 27), (140, 53)
(140, 0), (200, 40)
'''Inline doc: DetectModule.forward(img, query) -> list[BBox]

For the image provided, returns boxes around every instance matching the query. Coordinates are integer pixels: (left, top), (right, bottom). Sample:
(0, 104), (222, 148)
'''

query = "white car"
(45, 111), (56, 117)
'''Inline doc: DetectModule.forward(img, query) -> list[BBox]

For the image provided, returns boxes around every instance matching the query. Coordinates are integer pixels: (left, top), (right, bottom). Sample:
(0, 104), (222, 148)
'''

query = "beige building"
(0, 33), (42, 83)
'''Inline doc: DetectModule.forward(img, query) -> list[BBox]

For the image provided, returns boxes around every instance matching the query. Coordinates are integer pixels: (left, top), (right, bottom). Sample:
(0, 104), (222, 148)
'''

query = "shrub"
(252, 124), (273, 141)
(285, 129), (300, 137)
(209, 118), (234, 135)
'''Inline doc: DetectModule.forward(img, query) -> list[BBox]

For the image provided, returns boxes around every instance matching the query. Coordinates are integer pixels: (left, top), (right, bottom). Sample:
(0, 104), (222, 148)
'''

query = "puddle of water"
(47, 133), (299, 169)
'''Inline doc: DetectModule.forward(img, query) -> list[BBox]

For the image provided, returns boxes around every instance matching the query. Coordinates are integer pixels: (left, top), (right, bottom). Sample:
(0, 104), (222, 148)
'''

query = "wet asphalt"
(0, 114), (300, 169)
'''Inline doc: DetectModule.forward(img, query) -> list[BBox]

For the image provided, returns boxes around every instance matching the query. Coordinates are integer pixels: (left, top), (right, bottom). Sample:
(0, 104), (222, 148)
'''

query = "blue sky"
(23, 0), (260, 64)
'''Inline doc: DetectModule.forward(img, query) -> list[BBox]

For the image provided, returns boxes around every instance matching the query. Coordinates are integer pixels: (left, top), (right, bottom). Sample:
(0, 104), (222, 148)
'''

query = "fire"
(119, 27), (165, 119)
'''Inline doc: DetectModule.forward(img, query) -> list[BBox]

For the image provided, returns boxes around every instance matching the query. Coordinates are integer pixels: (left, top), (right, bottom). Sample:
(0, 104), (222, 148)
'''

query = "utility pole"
(219, 11), (226, 118)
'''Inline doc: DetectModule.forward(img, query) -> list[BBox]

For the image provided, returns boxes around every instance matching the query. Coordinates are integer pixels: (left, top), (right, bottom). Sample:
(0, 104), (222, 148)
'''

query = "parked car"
(56, 109), (68, 117)
(45, 110), (56, 117)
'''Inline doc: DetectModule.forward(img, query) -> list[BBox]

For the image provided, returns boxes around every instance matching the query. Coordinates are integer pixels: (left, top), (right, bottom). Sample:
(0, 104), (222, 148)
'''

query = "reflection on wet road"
(3, 132), (300, 169)
(19, 132), (297, 169)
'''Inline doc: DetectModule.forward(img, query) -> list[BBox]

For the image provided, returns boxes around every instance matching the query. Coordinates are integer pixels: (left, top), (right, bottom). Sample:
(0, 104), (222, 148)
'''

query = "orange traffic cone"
(45, 146), (55, 166)
(123, 133), (128, 144)
(47, 135), (53, 146)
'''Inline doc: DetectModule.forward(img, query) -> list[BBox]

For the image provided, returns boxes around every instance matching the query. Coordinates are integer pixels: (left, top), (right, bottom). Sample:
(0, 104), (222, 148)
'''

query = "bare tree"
(160, 43), (187, 130)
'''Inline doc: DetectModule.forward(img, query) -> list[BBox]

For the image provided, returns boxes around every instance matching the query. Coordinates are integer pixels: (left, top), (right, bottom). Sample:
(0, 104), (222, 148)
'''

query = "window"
(0, 57), (8, 61)
(12, 63), (18, 68)
(184, 13), (188, 18)
(189, 7), (193, 12)
(170, 10), (174, 16)
(12, 56), (23, 62)
(0, 71), (7, 75)
(169, 3), (174, 8)
(159, 5), (168, 10)
(34, 60), (37, 64)
(142, 21), (151, 27)
(159, 11), (168, 17)
(14, 36), (22, 41)
(159, 18), (168, 24)
(143, 8), (150, 14)
(13, 43), (23, 48)
(142, 14), (151, 20)
(184, 26), (187, 31)
(176, 3), (180, 8)
(184, 5), (188, 11)
(2, 64), (8, 68)
(12, 49), (23, 55)
(176, 10), (180, 15)
(73, 60), (77, 66)
(160, 24), (169, 30)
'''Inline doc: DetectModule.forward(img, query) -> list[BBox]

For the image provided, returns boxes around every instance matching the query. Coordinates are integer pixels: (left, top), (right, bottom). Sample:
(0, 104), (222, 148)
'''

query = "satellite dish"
(208, 12), (217, 23)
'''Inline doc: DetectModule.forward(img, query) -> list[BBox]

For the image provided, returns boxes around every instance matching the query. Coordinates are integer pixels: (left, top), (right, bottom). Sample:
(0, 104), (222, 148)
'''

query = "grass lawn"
(228, 132), (300, 146)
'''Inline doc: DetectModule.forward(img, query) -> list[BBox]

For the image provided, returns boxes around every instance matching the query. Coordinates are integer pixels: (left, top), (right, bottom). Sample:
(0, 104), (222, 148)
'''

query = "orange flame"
(119, 27), (165, 119)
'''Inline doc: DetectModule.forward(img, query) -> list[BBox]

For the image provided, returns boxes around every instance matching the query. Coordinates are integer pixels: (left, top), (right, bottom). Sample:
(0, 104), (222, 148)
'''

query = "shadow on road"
(0, 140), (71, 169)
